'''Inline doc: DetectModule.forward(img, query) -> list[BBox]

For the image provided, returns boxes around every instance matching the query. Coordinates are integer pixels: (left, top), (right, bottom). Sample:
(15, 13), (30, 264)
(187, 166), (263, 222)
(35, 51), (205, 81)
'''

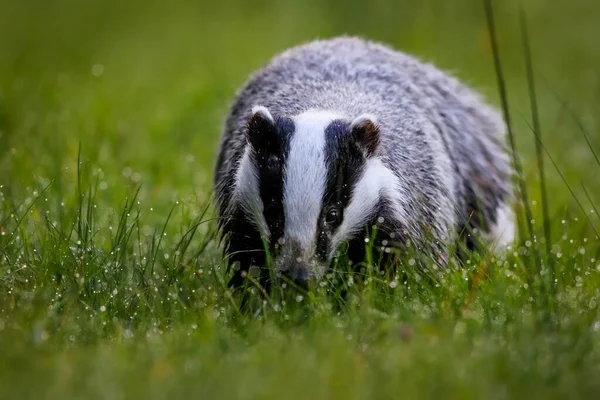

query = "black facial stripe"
(343, 199), (407, 272)
(316, 119), (367, 261)
(252, 116), (295, 250)
(324, 119), (366, 210)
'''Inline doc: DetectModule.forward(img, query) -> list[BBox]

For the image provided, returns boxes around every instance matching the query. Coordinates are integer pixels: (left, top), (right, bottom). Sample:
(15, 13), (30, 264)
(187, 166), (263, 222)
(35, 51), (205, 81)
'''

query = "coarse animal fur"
(213, 36), (514, 289)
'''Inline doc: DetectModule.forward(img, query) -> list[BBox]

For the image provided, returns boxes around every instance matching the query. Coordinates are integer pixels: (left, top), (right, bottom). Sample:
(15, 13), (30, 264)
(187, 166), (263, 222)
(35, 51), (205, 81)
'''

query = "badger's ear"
(350, 114), (380, 157)
(245, 106), (276, 150)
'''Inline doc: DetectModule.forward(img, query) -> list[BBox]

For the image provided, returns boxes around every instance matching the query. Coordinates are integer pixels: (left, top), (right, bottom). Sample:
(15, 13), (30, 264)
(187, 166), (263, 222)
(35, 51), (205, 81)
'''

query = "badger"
(213, 36), (514, 289)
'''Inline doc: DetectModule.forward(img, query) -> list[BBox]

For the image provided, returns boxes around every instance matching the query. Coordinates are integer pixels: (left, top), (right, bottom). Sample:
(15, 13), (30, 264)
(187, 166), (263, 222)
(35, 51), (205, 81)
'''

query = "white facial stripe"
(232, 147), (270, 239)
(284, 110), (342, 251)
(330, 158), (407, 254)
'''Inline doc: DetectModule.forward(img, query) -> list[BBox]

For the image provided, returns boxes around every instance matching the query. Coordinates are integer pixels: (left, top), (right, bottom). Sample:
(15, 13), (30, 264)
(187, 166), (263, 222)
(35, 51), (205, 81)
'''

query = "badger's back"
(215, 36), (514, 258)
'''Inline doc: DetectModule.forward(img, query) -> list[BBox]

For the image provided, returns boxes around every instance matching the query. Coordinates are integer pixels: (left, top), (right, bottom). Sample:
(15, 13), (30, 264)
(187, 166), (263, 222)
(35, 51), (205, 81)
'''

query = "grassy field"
(1, 0), (600, 398)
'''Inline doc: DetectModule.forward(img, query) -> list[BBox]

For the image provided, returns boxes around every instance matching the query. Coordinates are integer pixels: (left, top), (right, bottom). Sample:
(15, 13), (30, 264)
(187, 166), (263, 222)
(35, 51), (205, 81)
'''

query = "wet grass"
(1, 0), (600, 398)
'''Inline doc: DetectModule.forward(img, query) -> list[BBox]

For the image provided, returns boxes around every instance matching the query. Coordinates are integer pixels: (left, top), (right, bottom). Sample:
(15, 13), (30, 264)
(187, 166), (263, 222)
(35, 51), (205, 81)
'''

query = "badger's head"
(232, 105), (402, 285)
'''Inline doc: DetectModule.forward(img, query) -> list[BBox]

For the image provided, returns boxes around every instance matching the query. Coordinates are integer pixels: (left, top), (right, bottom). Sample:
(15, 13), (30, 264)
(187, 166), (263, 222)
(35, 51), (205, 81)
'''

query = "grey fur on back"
(214, 36), (513, 254)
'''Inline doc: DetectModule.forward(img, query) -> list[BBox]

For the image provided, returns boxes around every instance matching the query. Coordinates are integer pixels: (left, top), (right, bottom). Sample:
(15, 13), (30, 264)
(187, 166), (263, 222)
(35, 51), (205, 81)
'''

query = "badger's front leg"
(222, 210), (269, 290)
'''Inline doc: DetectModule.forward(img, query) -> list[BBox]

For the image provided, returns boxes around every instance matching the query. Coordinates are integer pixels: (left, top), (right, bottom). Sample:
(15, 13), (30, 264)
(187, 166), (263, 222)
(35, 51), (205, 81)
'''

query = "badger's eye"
(325, 208), (341, 226)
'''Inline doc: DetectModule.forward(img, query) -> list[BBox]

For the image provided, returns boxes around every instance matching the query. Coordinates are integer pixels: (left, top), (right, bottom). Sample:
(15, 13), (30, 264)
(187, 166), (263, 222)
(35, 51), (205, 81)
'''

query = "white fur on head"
(251, 105), (274, 123)
(230, 104), (275, 240)
(330, 157), (408, 255)
(231, 147), (270, 240)
(284, 109), (342, 254)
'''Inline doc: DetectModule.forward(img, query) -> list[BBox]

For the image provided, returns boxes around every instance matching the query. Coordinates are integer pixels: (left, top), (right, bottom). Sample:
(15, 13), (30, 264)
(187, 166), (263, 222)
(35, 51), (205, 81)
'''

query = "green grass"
(1, 0), (600, 398)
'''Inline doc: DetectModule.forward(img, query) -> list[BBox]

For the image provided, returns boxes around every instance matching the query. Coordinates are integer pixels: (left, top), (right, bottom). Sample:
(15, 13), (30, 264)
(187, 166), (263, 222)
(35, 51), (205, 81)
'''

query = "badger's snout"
(277, 239), (325, 286)
(279, 260), (310, 287)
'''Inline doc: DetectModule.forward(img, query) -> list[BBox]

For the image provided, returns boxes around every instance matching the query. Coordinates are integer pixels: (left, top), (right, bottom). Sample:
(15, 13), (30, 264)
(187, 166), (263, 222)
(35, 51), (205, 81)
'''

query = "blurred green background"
(1, 1), (600, 398)
(1, 0), (598, 218)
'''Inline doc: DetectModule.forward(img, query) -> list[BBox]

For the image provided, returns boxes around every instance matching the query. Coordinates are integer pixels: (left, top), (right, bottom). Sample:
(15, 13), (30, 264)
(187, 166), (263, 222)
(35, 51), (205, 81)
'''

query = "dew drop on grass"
(389, 280), (398, 288)
(295, 295), (304, 303)
(100, 306), (106, 312)
(249, 265), (260, 277)
(91, 64), (105, 77)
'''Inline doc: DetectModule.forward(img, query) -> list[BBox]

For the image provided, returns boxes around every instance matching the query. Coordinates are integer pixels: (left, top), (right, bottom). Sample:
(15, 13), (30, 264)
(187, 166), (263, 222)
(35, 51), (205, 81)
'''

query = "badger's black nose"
(280, 267), (309, 289)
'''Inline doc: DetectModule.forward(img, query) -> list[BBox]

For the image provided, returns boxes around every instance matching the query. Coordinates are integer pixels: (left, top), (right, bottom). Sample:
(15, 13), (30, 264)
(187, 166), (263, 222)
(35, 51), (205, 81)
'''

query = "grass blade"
(483, 0), (543, 305)
(519, 5), (555, 299)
